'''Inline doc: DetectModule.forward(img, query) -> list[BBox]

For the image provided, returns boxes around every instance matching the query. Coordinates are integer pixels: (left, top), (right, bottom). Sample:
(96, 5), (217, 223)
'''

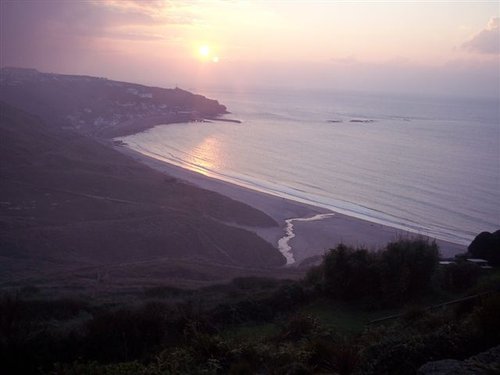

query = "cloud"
(0, 0), (179, 70)
(0, 0), (195, 64)
(94, 0), (197, 26)
(462, 17), (500, 54)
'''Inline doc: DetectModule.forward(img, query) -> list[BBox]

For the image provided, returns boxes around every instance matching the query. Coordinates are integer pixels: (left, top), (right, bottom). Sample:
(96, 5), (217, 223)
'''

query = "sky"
(1, 0), (499, 97)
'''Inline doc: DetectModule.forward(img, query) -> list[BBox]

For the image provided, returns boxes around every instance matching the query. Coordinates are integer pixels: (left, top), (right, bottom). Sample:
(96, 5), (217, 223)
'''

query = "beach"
(115, 144), (468, 264)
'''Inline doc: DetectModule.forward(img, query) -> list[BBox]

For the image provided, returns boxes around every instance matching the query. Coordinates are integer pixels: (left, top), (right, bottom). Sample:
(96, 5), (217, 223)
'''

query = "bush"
(304, 265), (323, 288)
(276, 314), (321, 342)
(305, 337), (359, 374)
(321, 239), (439, 306)
(322, 244), (379, 300)
(471, 295), (500, 346)
(51, 361), (145, 375)
(357, 324), (471, 375)
(439, 261), (481, 291)
(379, 239), (439, 304)
(84, 302), (169, 361)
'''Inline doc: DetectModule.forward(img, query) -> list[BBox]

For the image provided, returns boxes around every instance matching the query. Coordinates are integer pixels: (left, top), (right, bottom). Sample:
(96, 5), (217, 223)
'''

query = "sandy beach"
(115, 144), (467, 264)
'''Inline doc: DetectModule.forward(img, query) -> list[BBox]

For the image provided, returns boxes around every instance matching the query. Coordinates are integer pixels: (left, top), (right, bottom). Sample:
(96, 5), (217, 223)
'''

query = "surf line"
(278, 213), (335, 265)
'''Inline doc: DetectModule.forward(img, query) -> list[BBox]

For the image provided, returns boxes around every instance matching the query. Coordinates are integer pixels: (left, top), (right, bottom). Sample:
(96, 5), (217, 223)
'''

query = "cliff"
(0, 67), (227, 138)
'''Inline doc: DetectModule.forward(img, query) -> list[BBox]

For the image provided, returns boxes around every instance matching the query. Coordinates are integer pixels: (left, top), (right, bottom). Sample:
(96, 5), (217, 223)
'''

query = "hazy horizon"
(1, 1), (499, 98)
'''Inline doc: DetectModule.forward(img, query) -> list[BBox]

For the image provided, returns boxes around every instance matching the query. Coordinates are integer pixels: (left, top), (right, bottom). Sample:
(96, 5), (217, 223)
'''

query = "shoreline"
(113, 143), (468, 263)
(98, 113), (240, 139)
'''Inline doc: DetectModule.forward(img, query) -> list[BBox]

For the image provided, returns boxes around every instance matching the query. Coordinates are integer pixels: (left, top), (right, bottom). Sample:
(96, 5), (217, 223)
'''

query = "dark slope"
(0, 67), (227, 137)
(0, 103), (285, 292)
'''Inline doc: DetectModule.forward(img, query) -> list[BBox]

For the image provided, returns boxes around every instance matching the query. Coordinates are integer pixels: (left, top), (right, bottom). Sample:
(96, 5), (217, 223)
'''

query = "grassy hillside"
(0, 102), (291, 294)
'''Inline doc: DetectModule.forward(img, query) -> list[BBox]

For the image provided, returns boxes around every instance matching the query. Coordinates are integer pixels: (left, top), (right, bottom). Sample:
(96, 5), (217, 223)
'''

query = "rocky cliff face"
(0, 67), (227, 137)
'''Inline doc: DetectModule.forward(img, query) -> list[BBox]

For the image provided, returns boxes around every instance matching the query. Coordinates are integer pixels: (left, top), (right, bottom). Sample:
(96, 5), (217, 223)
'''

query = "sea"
(118, 87), (500, 246)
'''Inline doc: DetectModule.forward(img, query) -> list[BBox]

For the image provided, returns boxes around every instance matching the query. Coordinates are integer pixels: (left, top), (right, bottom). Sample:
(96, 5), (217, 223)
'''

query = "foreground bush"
(2, 239), (498, 374)
(439, 261), (481, 291)
(310, 239), (439, 306)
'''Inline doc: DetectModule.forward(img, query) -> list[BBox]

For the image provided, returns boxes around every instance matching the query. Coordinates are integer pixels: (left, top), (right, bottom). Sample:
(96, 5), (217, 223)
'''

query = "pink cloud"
(463, 17), (500, 54)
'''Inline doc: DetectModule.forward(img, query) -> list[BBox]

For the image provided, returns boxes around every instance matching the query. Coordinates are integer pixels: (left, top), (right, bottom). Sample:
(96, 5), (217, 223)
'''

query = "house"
(466, 258), (493, 269)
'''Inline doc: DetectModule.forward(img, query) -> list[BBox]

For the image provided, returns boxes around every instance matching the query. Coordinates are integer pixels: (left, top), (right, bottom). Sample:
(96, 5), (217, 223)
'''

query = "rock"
(418, 359), (466, 375)
(468, 230), (500, 266)
(418, 345), (500, 374)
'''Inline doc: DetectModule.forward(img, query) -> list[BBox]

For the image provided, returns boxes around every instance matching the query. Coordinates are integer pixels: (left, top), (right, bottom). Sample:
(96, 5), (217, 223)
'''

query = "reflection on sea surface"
(118, 89), (500, 245)
(187, 136), (222, 176)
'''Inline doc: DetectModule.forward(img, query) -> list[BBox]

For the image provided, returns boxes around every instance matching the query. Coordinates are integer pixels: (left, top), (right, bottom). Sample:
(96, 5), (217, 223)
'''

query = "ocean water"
(118, 88), (500, 245)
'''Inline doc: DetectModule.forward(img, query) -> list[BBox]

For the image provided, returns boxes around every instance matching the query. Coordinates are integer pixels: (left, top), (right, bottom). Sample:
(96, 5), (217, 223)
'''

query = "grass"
(299, 298), (400, 334)
(221, 322), (280, 340)
(220, 298), (400, 340)
(475, 268), (500, 292)
(297, 267), (500, 335)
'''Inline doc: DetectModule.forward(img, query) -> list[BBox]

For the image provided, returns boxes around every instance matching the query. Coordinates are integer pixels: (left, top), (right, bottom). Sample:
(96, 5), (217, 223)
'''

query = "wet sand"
(115, 145), (467, 265)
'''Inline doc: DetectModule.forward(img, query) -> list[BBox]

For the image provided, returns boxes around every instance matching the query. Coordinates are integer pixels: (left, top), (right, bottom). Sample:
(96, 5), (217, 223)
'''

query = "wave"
(119, 90), (499, 249)
(126, 141), (474, 245)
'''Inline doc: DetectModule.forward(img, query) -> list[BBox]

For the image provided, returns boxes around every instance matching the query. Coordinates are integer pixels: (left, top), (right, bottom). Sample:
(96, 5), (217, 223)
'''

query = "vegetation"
(439, 260), (481, 291)
(307, 239), (439, 306)
(1, 239), (499, 374)
(468, 230), (500, 266)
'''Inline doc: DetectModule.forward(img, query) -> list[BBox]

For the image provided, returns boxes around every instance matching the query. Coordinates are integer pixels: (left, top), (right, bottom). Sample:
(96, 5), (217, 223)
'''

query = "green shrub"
(439, 261), (481, 291)
(320, 239), (439, 306)
(380, 239), (439, 304)
(50, 361), (146, 375)
(323, 244), (379, 300)
(276, 314), (321, 342)
(84, 303), (169, 361)
(471, 294), (500, 346)
(304, 264), (323, 288)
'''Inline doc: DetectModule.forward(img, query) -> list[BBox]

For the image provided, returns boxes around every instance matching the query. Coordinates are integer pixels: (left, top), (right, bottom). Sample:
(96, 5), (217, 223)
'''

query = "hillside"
(0, 67), (227, 137)
(0, 102), (291, 295)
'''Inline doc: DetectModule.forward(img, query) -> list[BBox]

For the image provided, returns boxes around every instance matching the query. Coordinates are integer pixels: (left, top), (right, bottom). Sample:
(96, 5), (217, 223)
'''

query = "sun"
(197, 44), (219, 63)
(199, 45), (210, 58)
